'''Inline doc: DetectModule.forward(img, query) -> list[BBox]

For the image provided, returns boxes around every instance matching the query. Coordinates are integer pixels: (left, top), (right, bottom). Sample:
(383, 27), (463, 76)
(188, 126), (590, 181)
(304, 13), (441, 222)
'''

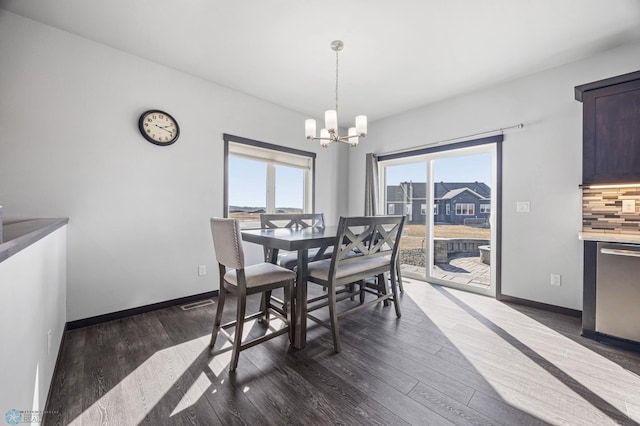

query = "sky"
(229, 156), (304, 208)
(385, 152), (492, 186)
(229, 152), (492, 208)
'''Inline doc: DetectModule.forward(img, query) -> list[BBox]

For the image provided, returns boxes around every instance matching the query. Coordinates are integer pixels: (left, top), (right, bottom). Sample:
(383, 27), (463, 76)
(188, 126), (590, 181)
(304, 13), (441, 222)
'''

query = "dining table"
(241, 225), (338, 349)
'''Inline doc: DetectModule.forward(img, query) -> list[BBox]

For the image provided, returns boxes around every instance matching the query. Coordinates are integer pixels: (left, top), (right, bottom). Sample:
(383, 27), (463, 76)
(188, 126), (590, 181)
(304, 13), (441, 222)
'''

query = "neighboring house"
(386, 182), (491, 225)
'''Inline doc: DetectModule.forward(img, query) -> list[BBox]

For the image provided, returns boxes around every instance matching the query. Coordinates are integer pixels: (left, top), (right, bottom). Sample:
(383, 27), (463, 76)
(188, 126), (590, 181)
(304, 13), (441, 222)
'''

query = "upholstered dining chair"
(209, 218), (295, 372)
(304, 215), (405, 353)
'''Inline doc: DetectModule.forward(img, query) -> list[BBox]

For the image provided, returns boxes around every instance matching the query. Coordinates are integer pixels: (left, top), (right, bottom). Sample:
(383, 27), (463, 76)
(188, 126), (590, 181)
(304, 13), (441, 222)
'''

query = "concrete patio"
(400, 252), (491, 289)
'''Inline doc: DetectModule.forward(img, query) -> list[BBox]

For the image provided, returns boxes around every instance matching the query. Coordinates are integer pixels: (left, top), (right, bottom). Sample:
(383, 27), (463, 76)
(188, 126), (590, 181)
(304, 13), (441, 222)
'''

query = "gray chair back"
(260, 213), (325, 229)
(210, 218), (245, 270)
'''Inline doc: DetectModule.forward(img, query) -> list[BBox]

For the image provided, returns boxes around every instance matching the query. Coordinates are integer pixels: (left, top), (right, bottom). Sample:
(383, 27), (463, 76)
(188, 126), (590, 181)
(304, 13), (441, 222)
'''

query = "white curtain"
(364, 153), (379, 216)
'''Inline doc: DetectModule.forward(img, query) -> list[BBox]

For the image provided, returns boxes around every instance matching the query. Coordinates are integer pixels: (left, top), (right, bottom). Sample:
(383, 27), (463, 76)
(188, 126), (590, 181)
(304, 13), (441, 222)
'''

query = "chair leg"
(263, 291), (272, 324)
(359, 279), (366, 304)
(390, 267), (402, 318)
(328, 284), (341, 353)
(258, 292), (267, 323)
(210, 286), (226, 349)
(284, 283), (294, 344)
(378, 273), (390, 307)
(396, 259), (404, 293)
(229, 294), (247, 372)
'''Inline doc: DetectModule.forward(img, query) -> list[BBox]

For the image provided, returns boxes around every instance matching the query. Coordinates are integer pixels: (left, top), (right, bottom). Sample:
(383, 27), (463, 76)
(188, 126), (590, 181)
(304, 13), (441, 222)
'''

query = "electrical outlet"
(622, 199), (636, 214)
(550, 274), (562, 286)
(198, 265), (207, 276)
(516, 201), (530, 213)
(47, 329), (52, 355)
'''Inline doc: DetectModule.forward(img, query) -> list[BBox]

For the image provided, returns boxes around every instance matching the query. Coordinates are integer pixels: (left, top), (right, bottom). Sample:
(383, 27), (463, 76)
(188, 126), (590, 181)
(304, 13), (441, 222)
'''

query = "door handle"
(600, 248), (640, 258)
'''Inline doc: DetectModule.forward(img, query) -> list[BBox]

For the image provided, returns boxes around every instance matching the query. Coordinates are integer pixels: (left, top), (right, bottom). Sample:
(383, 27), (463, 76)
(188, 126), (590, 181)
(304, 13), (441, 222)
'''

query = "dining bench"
(304, 215), (405, 352)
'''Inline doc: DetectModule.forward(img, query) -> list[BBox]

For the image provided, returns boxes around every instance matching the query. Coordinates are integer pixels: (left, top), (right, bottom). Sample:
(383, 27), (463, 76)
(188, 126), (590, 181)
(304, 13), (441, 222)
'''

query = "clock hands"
(154, 124), (175, 136)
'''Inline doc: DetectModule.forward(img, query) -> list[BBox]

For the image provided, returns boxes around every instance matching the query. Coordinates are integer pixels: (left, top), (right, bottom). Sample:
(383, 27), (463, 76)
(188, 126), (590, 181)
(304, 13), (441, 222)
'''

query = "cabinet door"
(582, 79), (640, 184)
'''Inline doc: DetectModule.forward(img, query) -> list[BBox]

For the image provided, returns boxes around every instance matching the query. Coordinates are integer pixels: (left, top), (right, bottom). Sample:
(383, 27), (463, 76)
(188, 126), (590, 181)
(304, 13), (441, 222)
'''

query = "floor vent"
(180, 299), (214, 311)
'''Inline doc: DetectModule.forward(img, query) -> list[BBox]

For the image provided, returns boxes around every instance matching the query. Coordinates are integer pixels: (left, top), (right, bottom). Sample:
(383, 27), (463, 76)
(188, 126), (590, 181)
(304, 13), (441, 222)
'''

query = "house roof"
(440, 188), (489, 201)
(434, 182), (490, 198)
(386, 182), (491, 202)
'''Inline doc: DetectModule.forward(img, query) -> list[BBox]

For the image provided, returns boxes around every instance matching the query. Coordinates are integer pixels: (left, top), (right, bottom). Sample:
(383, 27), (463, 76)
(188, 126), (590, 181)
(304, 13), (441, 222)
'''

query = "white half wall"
(0, 11), (348, 321)
(0, 226), (67, 418)
(347, 41), (640, 310)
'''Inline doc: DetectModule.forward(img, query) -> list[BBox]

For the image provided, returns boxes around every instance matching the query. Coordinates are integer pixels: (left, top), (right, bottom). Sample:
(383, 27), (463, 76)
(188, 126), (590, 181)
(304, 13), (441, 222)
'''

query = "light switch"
(516, 201), (530, 213)
(622, 199), (636, 214)
(198, 265), (207, 276)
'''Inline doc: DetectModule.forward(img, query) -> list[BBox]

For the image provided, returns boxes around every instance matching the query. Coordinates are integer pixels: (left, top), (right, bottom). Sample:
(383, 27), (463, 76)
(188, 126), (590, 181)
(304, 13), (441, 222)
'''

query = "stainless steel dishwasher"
(596, 242), (640, 343)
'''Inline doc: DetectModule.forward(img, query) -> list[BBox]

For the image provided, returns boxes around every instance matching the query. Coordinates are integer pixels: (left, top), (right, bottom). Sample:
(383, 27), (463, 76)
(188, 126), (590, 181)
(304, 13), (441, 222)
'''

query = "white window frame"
(446, 203), (451, 215)
(455, 203), (475, 215)
(224, 135), (315, 228)
(480, 204), (491, 213)
(421, 203), (427, 215)
(388, 204), (395, 215)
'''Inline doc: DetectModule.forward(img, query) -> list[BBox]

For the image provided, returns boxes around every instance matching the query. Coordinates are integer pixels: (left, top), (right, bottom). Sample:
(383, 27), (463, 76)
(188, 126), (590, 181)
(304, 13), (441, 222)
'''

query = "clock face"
(138, 110), (180, 146)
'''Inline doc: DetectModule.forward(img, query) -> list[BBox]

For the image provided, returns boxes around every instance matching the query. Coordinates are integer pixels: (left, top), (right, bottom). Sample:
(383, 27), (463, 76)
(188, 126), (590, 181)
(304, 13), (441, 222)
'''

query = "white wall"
(0, 11), (348, 321)
(347, 41), (640, 310)
(0, 227), (67, 418)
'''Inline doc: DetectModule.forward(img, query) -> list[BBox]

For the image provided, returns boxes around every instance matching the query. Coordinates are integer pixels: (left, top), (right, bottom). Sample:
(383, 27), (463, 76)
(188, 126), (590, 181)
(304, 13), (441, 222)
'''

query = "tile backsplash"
(583, 186), (640, 233)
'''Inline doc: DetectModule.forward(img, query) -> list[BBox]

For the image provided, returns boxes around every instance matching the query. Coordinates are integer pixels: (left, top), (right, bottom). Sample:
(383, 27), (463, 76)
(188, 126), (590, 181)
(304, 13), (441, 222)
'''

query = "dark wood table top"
(241, 226), (338, 251)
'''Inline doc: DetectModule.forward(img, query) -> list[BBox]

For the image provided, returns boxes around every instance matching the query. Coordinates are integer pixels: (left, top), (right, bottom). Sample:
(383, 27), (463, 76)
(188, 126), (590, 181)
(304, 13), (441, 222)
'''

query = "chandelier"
(305, 40), (367, 147)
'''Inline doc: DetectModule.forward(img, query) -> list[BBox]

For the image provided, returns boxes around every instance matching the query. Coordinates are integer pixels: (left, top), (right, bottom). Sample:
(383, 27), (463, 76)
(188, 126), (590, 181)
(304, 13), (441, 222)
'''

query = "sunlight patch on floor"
(404, 280), (640, 424)
(69, 317), (290, 424)
(69, 335), (207, 425)
(170, 371), (211, 417)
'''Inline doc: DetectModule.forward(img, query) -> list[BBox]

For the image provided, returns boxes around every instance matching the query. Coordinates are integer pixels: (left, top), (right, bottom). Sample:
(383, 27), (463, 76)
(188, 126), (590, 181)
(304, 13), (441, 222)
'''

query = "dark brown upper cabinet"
(576, 71), (640, 184)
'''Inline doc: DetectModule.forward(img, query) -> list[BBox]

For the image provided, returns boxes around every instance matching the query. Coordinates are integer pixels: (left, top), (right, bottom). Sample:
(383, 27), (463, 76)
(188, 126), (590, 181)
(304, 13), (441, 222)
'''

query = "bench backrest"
(328, 215), (405, 283)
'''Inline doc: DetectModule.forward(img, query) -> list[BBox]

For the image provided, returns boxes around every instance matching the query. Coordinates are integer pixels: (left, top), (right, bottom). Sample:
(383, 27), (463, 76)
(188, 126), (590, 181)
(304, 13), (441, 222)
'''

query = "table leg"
(293, 248), (309, 349)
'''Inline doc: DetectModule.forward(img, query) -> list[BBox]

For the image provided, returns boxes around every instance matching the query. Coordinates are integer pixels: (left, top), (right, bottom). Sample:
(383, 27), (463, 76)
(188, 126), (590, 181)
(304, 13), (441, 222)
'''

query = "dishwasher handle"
(600, 247), (640, 258)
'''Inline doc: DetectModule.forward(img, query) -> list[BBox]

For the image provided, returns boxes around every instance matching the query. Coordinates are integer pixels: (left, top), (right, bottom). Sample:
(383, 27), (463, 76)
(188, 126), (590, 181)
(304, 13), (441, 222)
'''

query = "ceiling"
(2, 0), (640, 123)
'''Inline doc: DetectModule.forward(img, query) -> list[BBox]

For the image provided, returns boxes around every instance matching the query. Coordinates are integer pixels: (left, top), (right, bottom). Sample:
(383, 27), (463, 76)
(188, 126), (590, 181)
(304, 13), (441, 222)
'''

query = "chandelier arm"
(308, 136), (339, 142)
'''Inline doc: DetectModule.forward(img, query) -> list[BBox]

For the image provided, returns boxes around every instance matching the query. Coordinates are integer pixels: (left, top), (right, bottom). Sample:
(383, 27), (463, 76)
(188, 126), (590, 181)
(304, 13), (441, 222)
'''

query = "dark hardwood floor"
(44, 280), (640, 425)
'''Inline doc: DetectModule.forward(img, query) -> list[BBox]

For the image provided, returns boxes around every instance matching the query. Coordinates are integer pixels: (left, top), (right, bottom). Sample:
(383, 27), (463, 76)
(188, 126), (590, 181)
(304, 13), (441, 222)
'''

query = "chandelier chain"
(335, 47), (339, 113)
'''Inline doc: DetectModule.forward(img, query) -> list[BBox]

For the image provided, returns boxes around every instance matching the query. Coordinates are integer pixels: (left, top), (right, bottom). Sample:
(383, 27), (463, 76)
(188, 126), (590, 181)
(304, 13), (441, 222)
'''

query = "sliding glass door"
(380, 142), (498, 297)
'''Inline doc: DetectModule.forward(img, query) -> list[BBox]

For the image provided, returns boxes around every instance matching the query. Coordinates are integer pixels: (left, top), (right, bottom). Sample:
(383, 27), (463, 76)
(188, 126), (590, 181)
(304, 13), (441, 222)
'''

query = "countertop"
(0, 218), (69, 263)
(579, 231), (640, 244)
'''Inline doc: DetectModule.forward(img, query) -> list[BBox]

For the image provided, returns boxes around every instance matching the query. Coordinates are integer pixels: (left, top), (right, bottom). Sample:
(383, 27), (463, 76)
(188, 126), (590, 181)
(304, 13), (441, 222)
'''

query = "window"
(446, 203), (450, 215)
(421, 204), (427, 215)
(224, 134), (315, 228)
(388, 204), (395, 214)
(405, 204), (411, 215)
(455, 203), (475, 215)
(480, 204), (491, 213)
(433, 204), (439, 215)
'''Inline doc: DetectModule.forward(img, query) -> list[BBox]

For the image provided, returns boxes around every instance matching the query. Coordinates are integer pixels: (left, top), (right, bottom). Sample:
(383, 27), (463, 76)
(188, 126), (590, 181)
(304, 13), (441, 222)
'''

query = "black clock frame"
(138, 109), (180, 146)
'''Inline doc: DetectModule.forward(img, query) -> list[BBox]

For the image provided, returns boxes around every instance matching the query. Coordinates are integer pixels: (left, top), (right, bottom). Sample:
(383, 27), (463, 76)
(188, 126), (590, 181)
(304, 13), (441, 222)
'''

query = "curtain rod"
(377, 123), (524, 157)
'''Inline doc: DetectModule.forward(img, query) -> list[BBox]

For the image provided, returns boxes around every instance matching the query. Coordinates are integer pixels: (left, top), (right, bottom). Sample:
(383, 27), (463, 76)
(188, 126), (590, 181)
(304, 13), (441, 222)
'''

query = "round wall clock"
(138, 110), (180, 146)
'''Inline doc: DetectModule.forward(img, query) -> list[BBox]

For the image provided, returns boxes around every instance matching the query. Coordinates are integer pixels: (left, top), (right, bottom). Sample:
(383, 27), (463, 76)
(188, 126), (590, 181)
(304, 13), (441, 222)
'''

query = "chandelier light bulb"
(305, 119), (316, 139)
(348, 127), (358, 146)
(355, 115), (367, 136)
(325, 110), (338, 132)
